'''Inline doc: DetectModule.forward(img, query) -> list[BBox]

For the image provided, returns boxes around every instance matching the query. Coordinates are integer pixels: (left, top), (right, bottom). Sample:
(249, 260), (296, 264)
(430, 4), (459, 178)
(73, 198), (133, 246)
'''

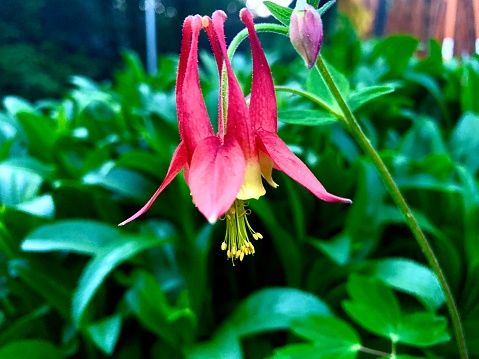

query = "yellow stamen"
(220, 199), (263, 264)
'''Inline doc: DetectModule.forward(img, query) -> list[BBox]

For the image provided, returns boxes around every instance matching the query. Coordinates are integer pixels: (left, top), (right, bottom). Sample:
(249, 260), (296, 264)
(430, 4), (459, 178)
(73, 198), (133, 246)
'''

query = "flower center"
(221, 199), (263, 264)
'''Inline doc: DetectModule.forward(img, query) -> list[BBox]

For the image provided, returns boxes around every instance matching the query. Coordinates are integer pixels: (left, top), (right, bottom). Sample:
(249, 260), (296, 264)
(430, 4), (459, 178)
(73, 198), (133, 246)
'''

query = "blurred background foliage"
(1, 0), (479, 358)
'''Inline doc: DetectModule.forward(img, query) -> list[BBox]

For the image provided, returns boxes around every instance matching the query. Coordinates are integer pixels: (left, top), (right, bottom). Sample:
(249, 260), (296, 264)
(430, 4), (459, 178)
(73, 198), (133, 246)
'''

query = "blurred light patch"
(245, 0), (293, 17)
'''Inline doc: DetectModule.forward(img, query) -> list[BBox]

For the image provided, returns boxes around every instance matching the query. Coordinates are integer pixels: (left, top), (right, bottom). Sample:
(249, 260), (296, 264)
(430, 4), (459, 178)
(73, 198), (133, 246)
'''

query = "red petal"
(257, 130), (352, 203)
(176, 16), (193, 132)
(203, 16), (225, 137)
(118, 142), (188, 226)
(211, 11), (256, 160)
(181, 15), (214, 159)
(240, 9), (277, 133)
(189, 134), (246, 223)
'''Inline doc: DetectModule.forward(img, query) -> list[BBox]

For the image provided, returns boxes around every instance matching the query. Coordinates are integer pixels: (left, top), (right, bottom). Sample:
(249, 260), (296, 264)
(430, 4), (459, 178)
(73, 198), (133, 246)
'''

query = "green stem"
(227, 24), (288, 59)
(274, 86), (344, 121)
(315, 54), (468, 359)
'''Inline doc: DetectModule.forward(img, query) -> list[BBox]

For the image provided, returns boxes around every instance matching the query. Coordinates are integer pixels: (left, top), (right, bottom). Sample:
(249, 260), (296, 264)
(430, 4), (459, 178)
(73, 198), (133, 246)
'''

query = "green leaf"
(399, 117), (447, 160)
(250, 200), (301, 286)
(371, 35), (419, 78)
(232, 288), (331, 336)
(2, 96), (36, 116)
(456, 165), (479, 270)
(9, 259), (72, 318)
(86, 314), (122, 355)
(82, 162), (158, 201)
(307, 60), (349, 113)
(450, 112), (479, 174)
(370, 258), (445, 311)
(0, 339), (65, 359)
(342, 274), (401, 341)
(125, 270), (196, 347)
(318, 0), (337, 15)
(264, 0), (336, 26)
(187, 288), (330, 359)
(263, 1), (292, 26)
(396, 312), (450, 347)
(460, 59), (479, 114)
(22, 220), (123, 256)
(72, 234), (165, 327)
(347, 84), (396, 112)
(16, 112), (57, 162)
(309, 233), (351, 266)
(0, 162), (43, 206)
(0, 306), (50, 346)
(116, 150), (165, 179)
(403, 71), (451, 126)
(290, 315), (361, 358)
(278, 110), (338, 126)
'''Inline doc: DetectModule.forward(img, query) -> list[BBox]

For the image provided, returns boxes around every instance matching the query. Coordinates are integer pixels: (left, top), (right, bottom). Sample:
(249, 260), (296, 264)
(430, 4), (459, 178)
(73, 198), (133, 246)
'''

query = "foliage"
(1, 6), (479, 359)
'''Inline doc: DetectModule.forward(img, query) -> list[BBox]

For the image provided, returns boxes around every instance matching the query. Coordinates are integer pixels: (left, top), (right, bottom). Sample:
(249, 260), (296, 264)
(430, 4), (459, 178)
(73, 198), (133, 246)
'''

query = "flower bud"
(289, 3), (323, 69)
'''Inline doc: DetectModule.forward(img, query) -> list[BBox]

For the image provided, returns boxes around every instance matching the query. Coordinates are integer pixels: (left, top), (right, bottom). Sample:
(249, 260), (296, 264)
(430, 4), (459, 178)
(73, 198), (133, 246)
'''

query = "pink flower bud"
(289, 4), (323, 69)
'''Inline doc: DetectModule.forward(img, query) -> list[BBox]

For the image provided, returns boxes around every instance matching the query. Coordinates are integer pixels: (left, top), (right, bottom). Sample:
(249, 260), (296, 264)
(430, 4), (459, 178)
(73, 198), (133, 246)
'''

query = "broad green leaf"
(396, 312), (450, 347)
(9, 259), (71, 318)
(456, 165), (479, 269)
(116, 150), (165, 179)
(278, 109), (338, 126)
(82, 162), (158, 201)
(347, 84), (396, 111)
(403, 71), (451, 126)
(290, 315), (361, 357)
(0, 162), (43, 206)
(187, 288), (330, 359)
(343, 274), (401, 341)
(2, 96), (36, 116)
(307, 59), (349, 113)
(16, 112), (57, 162)
(72, 234), (165, 327)
(309, 233), (351, 266)
(263, 1), (292, 26)
(323, 59), (350, 96)
(232, 288), (331, 336)
(395, 356), (426, 359)
(70, 75), (100, 91)
(250, 200), (301, 286)
(450, 112), (479, 174)
(22, 220), (122, 256)
(371, 36), (419, 78)
(86, 314), (122, 355)
(0, 339), (65, 359)
(460, 59), (479, 114)
(1, 157), (55, 180)
(370, 258), (445, 310)
(399, 117), (447, 160)
(15, 194), (54, 219)
(125, 270), (196, 347)
(0, 306), (50, 346)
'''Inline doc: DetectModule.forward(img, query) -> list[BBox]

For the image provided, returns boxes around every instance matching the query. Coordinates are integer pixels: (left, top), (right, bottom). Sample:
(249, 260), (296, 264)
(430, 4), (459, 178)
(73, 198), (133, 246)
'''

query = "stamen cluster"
(221, 200), (263, 263)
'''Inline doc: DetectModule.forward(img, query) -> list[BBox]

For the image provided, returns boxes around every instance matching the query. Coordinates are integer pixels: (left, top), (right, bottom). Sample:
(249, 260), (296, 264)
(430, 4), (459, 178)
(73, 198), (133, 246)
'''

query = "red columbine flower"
(120, 9), (351, 262)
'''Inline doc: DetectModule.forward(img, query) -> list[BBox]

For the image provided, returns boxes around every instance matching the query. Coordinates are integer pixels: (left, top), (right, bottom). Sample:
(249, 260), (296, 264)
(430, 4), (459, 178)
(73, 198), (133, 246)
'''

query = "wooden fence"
(342, 0), (478, 56)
